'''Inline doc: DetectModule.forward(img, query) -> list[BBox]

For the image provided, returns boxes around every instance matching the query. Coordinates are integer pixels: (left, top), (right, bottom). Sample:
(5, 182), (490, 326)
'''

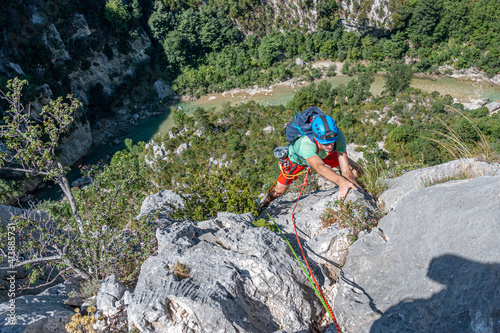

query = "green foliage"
(286, 90), (320, 112)
(253, 218), (275, 232)
(383, 62), (414, 96)
(9, 141), (156, 284)
(452, 117), (480, 143)
(148, 0), (177, 41)
(258, 32), (284, 68)
(104, 0), (133, 35)
(321, 198), (382, 241)
(326, 64), (337, 77)
(409, 0), (442, 48)
(0, 78), (81, 181)
(159, 6), (240, 68)
(0, 177), (22, 203)
(0, 79), (157, 286)
(170, 163), (259, 221)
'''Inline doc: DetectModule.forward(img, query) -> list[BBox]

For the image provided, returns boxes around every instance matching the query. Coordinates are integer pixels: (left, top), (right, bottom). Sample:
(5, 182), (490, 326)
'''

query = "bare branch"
(19, 268), (70, 291)
(0, 255), (63, 269)
(0, 166), (50, 176)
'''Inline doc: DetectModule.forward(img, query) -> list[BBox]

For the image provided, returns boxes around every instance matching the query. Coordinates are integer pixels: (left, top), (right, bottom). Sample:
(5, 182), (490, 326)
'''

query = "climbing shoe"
(256, 202), (269, 216)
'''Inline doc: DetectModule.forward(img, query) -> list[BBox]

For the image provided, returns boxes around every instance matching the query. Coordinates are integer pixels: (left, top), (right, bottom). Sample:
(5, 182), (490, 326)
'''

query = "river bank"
(181, 60), (500, 107)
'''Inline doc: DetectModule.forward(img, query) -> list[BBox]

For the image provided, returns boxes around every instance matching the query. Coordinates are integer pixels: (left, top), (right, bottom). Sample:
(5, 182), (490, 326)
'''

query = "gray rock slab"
(128, 212), (323, 332)
(379, 159), (500, 211)
(137, 190), (184, 220)
(335, 176), (500, 333)
(485, 101), (500, 114)
(96, 275), (127, 317)
(153, 79), (175, 99)
(0, 279), (79, 332)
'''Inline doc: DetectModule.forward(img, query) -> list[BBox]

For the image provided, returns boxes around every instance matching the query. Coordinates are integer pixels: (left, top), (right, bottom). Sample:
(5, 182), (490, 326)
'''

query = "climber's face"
(319, 142), (335, 152)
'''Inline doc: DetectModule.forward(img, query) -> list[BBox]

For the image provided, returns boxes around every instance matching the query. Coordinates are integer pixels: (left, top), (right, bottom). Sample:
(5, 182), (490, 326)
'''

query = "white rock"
(262, 126), (275, 133)
(153, 79), (175, 99)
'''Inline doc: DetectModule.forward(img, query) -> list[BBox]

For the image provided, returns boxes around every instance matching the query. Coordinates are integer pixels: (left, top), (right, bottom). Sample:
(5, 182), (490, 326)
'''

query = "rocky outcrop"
(68, 29), (152, 105)
(122, 185), (374, 332)
(0, 279), (80, 333)
(340, 0), (392, 32)
(379, 159), (500, 211)
(485, 101), (500, 114)
(5, 159), (499, 332)
(137, 190), (184, 220)
(153, 79), (176, 100)
(57, 119), (92, 167)
(335, 166), (500, 332)
(127, 212), (323, 332)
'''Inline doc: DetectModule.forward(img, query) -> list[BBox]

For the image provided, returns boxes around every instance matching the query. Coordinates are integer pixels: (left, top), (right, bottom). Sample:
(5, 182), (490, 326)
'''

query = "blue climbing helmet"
(312, 115), (338, 144)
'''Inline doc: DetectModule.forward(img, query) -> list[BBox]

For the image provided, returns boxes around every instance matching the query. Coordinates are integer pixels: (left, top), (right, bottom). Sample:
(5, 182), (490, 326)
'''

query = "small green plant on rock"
(252, 218), (275, 232)
(321, 198), (382, 241)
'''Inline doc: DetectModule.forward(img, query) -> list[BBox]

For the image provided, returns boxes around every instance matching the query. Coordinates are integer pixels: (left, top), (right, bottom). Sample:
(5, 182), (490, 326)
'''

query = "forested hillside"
(1, 0), (499, 101)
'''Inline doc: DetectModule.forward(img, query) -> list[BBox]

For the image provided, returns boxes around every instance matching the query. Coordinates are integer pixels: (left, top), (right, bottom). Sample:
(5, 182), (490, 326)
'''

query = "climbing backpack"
(285, 106), (325, 143)
(274, 106), (326, 160)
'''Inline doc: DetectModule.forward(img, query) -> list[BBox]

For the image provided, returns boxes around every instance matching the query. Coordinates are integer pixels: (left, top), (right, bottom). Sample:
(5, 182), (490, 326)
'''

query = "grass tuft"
(321, 198), (383, 242)
(424, 107), (493, 161)
(358, 157), (391, 199)
(172, 261), (191, 280)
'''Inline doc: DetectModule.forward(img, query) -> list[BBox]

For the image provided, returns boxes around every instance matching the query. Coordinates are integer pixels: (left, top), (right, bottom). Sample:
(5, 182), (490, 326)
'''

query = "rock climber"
(259, 114), (363, 213)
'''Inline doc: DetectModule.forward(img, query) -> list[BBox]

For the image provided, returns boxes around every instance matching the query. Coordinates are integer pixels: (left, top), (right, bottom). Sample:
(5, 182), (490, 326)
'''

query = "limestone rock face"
(380, 159), (500, 211)
(57, 119), (92, 167)
(137, 190), (184, 220)
(335, 175), (500, 333)
(96, 275), (126, 317)
(341, 0), (392, 32)
(68, 29), (152, 105)
(0, 279), (79, 333)
(127, 212), (323, 332)
(153, 79), (175, 100)
(126, 187), (374, 332)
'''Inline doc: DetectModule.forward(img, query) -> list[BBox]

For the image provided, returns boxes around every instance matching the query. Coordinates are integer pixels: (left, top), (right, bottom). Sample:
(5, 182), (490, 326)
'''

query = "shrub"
(170, 163), (259, 221)
(321, 198), (382, 241)
(326, 64), (337, 77)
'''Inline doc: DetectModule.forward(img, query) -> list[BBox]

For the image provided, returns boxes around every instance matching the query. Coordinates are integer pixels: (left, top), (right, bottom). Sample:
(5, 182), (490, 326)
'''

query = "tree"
(383, 62), (414, 96)
(258, 32), (284, 68)
(0, 78), (84, 233)
(148, 0), (177, 41)
(1, 81), (157, 284)
(104, 0), (132, 35)
(408, 0), (443, 47)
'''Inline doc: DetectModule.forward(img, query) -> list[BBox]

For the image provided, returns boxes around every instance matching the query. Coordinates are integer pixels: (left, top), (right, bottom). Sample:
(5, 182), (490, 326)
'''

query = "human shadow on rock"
(213, 277), (280, 332)
(370, 254), (500, 333)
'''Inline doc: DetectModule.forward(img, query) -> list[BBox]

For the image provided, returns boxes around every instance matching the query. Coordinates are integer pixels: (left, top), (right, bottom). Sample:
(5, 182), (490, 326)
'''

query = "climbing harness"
(265, 169), (342, 333)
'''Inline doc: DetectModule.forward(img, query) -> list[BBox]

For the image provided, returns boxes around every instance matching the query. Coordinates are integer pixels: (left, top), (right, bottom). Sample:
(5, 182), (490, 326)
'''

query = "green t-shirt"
(288, 130), (347, 166)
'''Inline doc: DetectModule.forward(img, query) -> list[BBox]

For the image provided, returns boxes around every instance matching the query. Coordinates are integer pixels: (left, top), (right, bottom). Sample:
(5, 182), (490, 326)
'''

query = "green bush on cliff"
(170, 163), (259, 221)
